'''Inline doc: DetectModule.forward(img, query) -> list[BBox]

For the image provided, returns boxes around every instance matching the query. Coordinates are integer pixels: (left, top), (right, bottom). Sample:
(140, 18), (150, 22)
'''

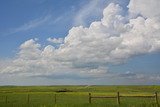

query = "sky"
(0, 0), (160, 85)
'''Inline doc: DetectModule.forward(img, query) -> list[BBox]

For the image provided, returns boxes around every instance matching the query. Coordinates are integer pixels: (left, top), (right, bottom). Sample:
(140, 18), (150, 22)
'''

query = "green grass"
(0, 85), (160, 107)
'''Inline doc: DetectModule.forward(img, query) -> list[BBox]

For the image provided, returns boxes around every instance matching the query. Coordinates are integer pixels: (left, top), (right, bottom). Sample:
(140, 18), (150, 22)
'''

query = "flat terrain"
(0, 85), (160, 107)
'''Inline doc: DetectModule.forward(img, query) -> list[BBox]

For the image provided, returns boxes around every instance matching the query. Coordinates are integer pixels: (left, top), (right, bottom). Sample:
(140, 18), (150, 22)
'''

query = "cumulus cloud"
(47, 37), (64, 44)
(0, 1), (160, 81)
(128, 0), (160, 18)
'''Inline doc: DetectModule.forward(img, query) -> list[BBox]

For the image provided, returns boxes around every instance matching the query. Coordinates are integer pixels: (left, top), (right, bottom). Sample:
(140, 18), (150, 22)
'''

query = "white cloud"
(128, 0), (160, 18)
(19, 38), (41, 60)
(0, 1), (160, 83)
(47, 37), (64, 44)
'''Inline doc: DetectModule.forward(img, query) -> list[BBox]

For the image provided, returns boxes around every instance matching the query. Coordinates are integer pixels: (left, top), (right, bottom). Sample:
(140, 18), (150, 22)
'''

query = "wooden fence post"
(55, 94), (57, 104)
(155, 92), (159, 106)
(5, 96), (7, 104)
(89, 93), (91, 104)
(27, 94), (30, 104)
(117, 92), (120, 105)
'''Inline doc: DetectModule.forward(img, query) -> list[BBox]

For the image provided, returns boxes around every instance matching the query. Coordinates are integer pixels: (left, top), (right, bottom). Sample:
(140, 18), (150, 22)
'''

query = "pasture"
(0, 85), (160, 107)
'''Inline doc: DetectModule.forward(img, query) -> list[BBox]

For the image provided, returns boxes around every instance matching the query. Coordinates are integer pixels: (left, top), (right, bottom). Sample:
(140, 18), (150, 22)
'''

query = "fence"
(0, 93), (57, 105)
(89, 92), (159, 106)
(0, 92), (159, 105)
(0, 93), (84, 105)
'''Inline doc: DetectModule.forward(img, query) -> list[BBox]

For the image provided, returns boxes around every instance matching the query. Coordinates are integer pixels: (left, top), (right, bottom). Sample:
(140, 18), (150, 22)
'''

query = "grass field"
(0, 85), (160, 107)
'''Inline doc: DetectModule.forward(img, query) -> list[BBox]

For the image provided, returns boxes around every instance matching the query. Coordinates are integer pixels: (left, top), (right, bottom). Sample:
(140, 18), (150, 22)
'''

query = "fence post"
(117, 92), (120, 105)
(5, 96), (7, 104)
(89, 93), (91, 104)
(155, 92), (159, 106)
(27, 94), (30, 104)
(55, 94), (57, 104)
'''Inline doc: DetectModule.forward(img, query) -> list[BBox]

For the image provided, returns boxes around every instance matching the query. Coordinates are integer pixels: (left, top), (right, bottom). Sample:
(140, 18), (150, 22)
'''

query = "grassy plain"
(0, 85), (160, 107)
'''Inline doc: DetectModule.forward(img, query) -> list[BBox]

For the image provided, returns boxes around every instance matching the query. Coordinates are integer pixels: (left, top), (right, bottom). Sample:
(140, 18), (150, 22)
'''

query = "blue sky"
(0, 0), (80, 57)
(0, 0), (129, 58)
(0, 0), (160, 85)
